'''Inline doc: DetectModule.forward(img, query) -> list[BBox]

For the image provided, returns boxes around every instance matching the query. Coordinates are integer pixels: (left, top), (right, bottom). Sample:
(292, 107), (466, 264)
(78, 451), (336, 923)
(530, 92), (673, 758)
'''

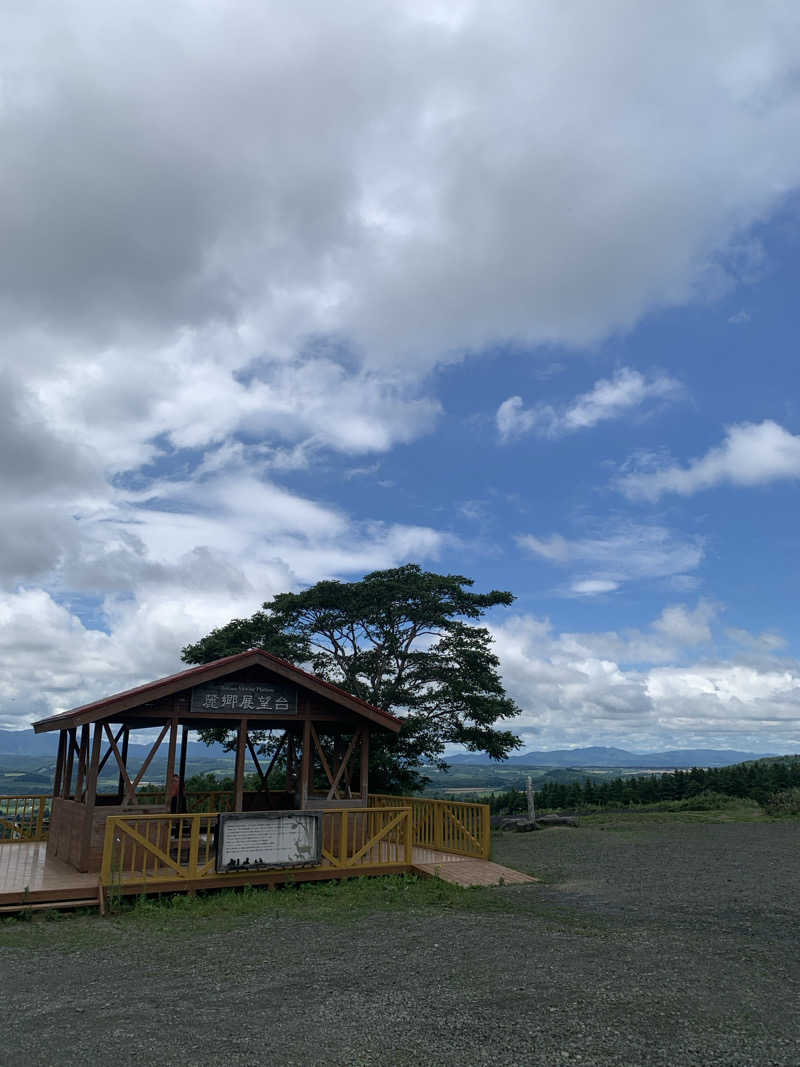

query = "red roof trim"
(32, 649), (402, 732)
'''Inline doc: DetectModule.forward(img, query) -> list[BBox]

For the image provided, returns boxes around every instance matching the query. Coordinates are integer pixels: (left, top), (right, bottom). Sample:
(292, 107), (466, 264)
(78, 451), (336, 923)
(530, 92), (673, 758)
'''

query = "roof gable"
(32, 649), (402, 733)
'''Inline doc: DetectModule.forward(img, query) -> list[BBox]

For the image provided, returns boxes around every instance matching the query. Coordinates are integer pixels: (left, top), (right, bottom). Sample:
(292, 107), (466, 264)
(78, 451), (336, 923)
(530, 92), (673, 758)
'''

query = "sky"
(1, 0), (800, 754)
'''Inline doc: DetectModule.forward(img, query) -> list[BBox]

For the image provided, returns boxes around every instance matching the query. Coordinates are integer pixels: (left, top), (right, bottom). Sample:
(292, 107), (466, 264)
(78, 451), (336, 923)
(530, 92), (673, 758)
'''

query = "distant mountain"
(446, 746), (779, 768)
(0, 728), (228, 759)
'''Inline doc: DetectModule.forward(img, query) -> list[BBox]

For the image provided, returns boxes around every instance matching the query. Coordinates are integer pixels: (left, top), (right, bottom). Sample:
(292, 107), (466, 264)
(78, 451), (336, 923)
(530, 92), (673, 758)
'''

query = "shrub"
(762, 787), (800, 816)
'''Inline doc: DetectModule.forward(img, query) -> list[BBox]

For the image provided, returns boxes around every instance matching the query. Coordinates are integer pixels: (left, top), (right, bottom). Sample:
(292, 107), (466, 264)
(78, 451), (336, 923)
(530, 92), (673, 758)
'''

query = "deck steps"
(0, 896), (102, 914)
(411, 848), (537, 887)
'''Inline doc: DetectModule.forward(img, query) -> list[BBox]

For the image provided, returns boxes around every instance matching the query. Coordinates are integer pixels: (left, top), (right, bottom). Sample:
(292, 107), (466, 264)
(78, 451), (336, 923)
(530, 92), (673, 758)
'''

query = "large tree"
(181, 563), (522, 791)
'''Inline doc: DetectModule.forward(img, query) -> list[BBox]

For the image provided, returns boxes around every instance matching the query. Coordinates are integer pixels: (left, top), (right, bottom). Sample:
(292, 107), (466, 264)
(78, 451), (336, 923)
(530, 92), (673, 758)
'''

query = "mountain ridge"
(446, 746), (780, 768)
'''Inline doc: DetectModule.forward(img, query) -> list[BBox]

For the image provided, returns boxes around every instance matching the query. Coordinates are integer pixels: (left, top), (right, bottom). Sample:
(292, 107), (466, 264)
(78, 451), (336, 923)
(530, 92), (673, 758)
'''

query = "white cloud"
(517, 522), (704, 594)
(497, 368), (682, 442)
(489, 611), (800, 751)
(0, 469), (451, 726)
(619, 420), (800, 500)
(2, 2), (800, 372)
(570, 579), (619, 596)
(652, 601), (716, 646)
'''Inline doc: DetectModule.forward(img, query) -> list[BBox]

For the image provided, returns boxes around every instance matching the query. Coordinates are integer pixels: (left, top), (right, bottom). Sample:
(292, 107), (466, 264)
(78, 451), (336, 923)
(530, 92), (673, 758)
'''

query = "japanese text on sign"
(190, 681), (298, 715)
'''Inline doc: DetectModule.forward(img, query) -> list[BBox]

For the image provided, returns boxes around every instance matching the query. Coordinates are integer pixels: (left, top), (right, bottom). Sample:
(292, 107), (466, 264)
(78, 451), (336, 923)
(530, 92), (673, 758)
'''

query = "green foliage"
(182, 563), (522, 791)
(762, 787), (800, 816)
(482, 757), (800, 814)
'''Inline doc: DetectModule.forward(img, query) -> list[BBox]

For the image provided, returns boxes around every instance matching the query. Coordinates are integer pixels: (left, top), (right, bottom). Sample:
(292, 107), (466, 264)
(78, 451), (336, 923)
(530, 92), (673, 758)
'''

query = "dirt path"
(2, 814), (798, 1066)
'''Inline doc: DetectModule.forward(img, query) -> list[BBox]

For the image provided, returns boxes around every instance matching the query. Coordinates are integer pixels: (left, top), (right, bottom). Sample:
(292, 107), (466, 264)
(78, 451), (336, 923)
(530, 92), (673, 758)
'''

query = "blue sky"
(1, 1), (799, 753)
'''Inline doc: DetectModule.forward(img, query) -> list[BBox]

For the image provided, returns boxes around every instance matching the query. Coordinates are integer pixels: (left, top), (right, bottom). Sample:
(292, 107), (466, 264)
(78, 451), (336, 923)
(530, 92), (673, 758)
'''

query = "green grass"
(0, 874), (523, 949)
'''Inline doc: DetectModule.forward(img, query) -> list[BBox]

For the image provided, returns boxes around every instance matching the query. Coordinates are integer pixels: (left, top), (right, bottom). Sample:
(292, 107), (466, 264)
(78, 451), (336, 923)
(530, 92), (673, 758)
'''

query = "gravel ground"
(1, 814), (799, 1067)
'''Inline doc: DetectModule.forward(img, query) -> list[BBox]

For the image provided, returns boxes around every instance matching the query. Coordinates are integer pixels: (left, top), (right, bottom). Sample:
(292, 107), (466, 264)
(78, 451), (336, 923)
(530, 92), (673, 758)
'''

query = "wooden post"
(178, 725), (189, 788)
(63, 728), (77, 799)
(75, 724), (89, 801)
(53, 730), (67, 801)
(299, 718), (311, 809)
(165, 717), (179, 800)
(233, 718), (247, 812)
(85, 723), (103, 809)
(81, 723), (104, 871)
(118, 727), (129, 800)
(360, 727), (370, 804)
(526, 775), (536, 824)
(287, 732), (295, 789)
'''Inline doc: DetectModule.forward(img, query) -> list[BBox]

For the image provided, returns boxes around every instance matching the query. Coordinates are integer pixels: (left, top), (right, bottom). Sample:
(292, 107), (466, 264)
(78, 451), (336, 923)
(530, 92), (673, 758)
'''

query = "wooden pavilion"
(32, 649), (401, 873)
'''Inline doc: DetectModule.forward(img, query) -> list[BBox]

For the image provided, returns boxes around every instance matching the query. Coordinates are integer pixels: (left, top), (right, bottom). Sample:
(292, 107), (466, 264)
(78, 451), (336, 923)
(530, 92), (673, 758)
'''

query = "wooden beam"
(165, 717), (179, 801)
(53, 731), (67, 801)
(300, 718), (311, 809)
(85, 723), (103, 809)
(309, 723), (335, 787)
(233, 719), (248, 812)
(245, 732), (268, 788)
(360, 726), (370, 802)
(63, 728), (77, 799)
(104, 723), (135, 803)
(178, 725), (189, 788)
(97, 725), (125, 777)
(263, 733), (288, 786)
(118, 727), (129, 799)
(326, 730), (361, 800)
(74, 724), (89, 801)
(129, 723), (171, 797)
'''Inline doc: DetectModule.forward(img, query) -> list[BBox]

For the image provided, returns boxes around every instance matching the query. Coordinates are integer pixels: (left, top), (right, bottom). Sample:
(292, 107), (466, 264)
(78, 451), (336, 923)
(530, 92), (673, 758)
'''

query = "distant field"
(0, 753), (248, 795)
(1, 754), (670, 797)
(421, 763), (655, 795)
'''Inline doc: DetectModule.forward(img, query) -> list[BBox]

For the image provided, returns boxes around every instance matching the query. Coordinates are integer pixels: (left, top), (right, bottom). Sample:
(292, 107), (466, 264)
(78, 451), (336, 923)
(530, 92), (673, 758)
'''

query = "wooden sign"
(191, 680), (298, 715)
(216, 811), (321, 872)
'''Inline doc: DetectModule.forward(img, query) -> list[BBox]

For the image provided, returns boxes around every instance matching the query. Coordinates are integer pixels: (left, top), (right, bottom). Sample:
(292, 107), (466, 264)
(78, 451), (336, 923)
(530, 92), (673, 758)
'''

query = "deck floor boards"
(0, 841), (534, 908)
(411, 849), (537, 887)
(0, 843), (99, 906)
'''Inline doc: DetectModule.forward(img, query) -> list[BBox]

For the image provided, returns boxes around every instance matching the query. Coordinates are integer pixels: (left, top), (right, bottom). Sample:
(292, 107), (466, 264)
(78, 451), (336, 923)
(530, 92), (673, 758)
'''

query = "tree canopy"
(181, 563), (522, 791)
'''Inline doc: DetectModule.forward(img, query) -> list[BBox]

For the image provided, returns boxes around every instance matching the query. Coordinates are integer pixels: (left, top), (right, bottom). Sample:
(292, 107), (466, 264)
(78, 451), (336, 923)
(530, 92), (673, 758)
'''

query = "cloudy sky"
(2, 0), (800, 753)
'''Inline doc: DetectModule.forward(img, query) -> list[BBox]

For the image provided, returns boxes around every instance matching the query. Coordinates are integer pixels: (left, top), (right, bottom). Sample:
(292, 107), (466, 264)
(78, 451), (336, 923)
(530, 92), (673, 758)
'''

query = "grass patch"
(0, 873), (524, 949)
(574, 796), (765, 828)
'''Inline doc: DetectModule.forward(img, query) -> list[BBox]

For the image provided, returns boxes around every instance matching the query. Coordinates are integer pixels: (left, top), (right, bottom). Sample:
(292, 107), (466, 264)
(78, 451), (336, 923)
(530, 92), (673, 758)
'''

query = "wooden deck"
(0, 842), (535, 910)
(0, 843), (101, 910)
(412, 847), (537, 887)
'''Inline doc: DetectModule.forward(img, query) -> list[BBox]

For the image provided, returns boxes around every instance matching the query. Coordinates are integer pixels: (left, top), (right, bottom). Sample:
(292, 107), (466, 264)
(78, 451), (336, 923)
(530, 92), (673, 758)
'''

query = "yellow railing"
(100, 806), (412, 888)
(0, 795), (49, 842)
(369, 794), (490, 859)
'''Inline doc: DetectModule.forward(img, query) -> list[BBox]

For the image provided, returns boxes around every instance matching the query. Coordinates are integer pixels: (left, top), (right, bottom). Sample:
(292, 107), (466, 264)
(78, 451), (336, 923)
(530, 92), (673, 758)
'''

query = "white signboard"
(216, 811), (321, 873)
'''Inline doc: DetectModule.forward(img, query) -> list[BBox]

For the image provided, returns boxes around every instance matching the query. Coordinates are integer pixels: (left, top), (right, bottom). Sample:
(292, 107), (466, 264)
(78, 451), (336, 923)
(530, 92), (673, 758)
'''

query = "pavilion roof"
(32, 649), (402, 734)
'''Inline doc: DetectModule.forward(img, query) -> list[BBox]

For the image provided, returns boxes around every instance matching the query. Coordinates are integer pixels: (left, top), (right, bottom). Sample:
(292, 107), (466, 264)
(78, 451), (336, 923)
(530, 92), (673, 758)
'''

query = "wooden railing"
(100, 806), (412, 889)
(1, 790), (490, 860)
(0, 795), (49, 842)
(136, 790), (234, 812)
(369, 794), (490, 859)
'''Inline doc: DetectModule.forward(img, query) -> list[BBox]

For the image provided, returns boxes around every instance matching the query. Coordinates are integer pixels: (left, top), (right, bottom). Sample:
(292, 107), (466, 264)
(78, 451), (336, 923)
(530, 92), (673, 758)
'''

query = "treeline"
(485, 757), (800, 814)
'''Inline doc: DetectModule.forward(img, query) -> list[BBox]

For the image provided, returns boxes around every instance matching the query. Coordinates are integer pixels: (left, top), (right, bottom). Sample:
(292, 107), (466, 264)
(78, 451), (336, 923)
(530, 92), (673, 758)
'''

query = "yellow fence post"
(339, 810), (349, 865)
(188, 815), (200, 878)
(481, 803), (491, 858)
(35, 796), (45, 840)
(434, 802), (443, 850)
(100, 816), (117, 886)
(404, 808), (412, 866)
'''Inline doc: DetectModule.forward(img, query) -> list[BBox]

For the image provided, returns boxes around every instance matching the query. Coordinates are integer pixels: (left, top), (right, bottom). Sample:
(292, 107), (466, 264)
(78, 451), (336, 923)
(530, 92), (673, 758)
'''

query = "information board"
(191, 680), (298, 715)
(216, 811), (321, 873)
